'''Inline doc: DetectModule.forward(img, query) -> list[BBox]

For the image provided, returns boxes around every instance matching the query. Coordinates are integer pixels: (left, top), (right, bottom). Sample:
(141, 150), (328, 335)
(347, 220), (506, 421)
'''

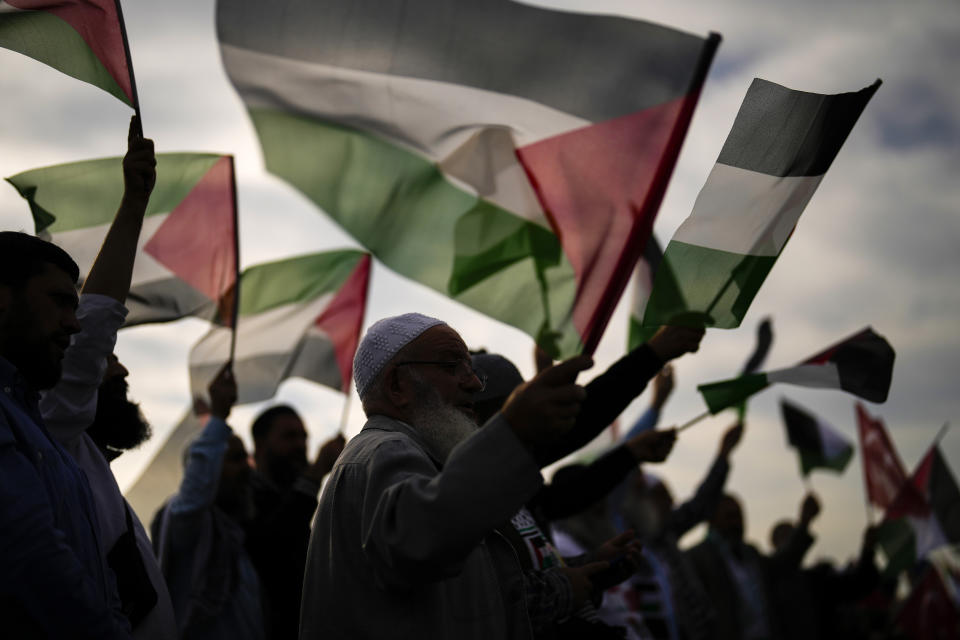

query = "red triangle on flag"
(144, 155), (237, 304)
(314, 254), (371, 393)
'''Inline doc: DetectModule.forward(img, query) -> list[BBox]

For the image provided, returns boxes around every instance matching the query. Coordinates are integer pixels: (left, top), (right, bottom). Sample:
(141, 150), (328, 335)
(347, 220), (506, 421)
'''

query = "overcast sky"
(1, 0), (958, 562)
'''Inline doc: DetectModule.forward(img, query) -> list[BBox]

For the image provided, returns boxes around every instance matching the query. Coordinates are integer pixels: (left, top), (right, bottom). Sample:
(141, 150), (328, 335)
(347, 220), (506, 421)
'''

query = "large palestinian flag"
(780, 398), (853, 476)
(217, 0), (718, 357)
(627, 234), (668, 350)
(642, 78), (880, 329)
(7, 153), (237, 325)
(0, 0), (135, 105)
(189, 251), (370, 404)
(698, 327), (894, 414)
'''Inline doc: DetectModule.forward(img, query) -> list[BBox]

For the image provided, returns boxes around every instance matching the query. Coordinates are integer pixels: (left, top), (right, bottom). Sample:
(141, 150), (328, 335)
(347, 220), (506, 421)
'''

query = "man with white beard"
(299, 313), (593, 640)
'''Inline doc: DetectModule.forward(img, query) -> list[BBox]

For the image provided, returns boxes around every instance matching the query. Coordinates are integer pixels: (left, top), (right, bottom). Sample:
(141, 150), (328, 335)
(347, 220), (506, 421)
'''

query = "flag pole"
(339, 382), (353, 436)
(227, 155), (241, 365)
(676, 410), (710, 433)
(114, 0), (143, 137)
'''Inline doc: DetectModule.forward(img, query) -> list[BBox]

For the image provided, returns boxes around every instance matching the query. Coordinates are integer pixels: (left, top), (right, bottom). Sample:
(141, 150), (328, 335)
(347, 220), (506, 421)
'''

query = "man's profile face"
(399, 325), (483, 422)
(0, 263), (79, 389)
(88, 354), (152, 452)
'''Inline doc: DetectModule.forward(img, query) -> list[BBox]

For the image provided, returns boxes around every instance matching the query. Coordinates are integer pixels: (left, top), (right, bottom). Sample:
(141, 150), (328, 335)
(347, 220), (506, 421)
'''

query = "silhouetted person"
(245, 404), (344, 639)
(685, 492), (819, 640)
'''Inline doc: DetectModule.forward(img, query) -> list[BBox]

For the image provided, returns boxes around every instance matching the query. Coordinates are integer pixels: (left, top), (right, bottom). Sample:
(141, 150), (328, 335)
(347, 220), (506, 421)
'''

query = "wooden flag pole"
(676, 410), (710, 433)
(114, 0), (143, 136)
(227, 155), (241, 365)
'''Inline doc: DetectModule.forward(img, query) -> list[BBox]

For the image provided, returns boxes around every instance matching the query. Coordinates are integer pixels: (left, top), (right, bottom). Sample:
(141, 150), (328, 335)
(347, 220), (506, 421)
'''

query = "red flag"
(896, 567), (960, 640)
(857, 402), (908, 510)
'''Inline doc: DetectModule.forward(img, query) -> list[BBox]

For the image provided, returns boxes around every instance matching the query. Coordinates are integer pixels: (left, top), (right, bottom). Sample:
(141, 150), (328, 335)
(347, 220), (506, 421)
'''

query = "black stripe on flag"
(217, 0), (708, 122)
(831, 329), (895, 402)
(716, 78), (880, 177)
(781, 398), (823, 453)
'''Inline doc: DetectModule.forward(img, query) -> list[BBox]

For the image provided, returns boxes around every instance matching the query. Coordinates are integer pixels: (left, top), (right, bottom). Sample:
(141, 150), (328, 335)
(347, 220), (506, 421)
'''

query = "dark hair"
(0, 231), (79, 288)
(251, 404), (300, 443)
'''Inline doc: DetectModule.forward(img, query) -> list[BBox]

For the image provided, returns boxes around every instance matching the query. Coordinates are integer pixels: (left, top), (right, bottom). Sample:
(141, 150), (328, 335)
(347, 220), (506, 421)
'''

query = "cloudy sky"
(1, 0), (958, 562)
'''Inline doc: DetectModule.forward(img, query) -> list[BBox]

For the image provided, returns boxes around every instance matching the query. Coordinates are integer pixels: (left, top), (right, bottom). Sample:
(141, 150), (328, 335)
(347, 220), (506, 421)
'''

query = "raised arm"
(82, 116), (156, 302)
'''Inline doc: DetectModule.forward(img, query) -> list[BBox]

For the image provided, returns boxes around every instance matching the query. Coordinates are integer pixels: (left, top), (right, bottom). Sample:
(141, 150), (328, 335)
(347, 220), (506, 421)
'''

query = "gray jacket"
(300, 413), (542, 639)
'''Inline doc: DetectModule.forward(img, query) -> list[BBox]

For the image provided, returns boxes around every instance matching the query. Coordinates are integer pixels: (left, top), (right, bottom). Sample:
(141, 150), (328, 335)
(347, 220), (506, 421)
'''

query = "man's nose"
(63, 309), (81, 335)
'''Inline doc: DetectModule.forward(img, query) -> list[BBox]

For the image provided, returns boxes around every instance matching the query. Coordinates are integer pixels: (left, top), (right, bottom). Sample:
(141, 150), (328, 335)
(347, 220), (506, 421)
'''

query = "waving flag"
(895, 567), (960, 640)
(857, 403), (909, 510)
(189, 251), (371, 404)
(780, 398), (853, 476)
(217, 0), (718, 357)
(643, 78), (880, 329)
(698, 327), (894, 414)
(7, 153), (238, 325)
(0, 0), (136, 106)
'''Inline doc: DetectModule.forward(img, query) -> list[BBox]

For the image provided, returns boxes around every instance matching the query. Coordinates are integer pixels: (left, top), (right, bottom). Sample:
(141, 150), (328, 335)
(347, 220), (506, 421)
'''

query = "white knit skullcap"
(353, 313), (447, 398)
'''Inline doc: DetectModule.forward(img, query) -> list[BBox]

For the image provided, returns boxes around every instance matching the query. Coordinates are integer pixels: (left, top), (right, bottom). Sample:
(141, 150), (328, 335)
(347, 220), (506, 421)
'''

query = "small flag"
(0, 0), (136, 105)
(780, 398), (853, 476)
(857, 402), (909, 510)
(910, 444), (960, 544)
(627, 234), (667, 350)
(217, 0), (718, 357)
(643, 78), (880, 329)
(895, 567), (959, 640)
(698, 327), (894, 414)
(189, 251), (371, 404)
(7, 153), (238, 325)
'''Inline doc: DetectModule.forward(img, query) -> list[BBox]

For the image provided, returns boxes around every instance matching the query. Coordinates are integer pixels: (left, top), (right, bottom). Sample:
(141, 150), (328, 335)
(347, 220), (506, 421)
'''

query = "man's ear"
(384, 365), (411, 410)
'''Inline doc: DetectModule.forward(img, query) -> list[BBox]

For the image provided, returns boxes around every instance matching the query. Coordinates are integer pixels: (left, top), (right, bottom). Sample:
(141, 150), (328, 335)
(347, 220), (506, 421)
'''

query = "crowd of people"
(0, 123), (912, 639)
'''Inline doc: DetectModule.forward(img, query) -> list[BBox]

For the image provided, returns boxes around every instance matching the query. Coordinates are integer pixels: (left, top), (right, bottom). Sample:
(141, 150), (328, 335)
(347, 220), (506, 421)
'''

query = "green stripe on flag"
(698, 373), (769, 414)
(628, 315), (659, 351)
(799, 447), (853, 475)
(7, 153), (223, 233)
(248, 107), (581, 356)
(877, 517), (916, 578)
(239, 250), (366, 317)
(0, 9), (129, 104)
(643, 240), (777, 328)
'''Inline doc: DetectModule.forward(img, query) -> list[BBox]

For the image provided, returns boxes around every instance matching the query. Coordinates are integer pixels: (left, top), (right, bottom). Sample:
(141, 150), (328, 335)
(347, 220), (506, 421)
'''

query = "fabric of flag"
(780, 398), (853, 476)
(895, 567), (960, 640)
(189, 251), (371, 404)
(909, 444), (960, 544)
(628, 234), (667, 350)
(0, 0), (134, 105)
(642, 78), (880, 330)
(217, 0), (718, 357)
(856, 402), (909, 510)
(7, 153), (238, 325)
(698, 327), (894, 414)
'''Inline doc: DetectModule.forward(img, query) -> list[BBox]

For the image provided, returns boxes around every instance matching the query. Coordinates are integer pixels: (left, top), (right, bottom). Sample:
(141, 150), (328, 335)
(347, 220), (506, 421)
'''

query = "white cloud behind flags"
(1, 0), (958, 563)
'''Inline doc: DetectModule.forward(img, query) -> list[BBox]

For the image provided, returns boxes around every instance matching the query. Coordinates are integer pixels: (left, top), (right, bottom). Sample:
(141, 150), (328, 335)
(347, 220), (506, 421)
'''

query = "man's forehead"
(407, 325), (468, 357)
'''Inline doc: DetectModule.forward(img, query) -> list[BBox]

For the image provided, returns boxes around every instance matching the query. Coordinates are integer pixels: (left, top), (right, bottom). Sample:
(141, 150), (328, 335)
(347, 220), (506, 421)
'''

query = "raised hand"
(718, 421), (745, 458)
(626, 429), (677, 463)
(208, 363), (237, 420)
(798, 492), (821, 528)
(501, 354), (593, 446)
(122, 115), (156, 204)
(647, 326), (705, 362)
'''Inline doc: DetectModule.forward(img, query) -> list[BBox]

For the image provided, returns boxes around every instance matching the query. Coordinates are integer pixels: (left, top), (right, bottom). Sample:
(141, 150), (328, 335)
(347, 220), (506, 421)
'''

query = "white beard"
(407, 375), (478, 463)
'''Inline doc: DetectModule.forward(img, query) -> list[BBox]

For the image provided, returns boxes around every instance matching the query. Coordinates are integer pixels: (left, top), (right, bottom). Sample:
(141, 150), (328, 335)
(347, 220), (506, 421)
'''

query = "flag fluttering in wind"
(217, 0), (718, 357)
(857, 402), (909, 510)
(189, 251), (371, 405)
(7, 153), (238, 325)
(895, 566), (960, 640)
(780, 398), (853, 476)
(0, 0), (137, 106)
(642, 78), (880, 330)
(698, 327), (894, 414)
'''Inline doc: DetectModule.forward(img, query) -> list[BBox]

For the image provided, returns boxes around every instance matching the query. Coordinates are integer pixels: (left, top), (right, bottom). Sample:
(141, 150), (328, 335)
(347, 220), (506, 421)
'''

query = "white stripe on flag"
(768, 363), (841, 389)
(816, 416), (852, 460)
(671, 164), (823, 256)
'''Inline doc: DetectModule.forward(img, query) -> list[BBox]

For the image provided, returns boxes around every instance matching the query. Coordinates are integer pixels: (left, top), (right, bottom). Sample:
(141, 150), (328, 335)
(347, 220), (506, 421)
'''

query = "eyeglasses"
(393, 359), (488, 391)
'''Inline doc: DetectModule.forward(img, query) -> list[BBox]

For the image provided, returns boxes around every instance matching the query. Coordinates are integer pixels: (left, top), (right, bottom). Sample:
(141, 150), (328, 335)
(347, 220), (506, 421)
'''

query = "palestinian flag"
(877, 439), (957, 577)
(780, 398), (853, 476)
(189, 251), (370, 404)
(857, 402), (909, 510)
(6, 153), (238, 325)
(627, 234), (667, 350)
(895, 566), (960, 640)
(698, 327), (894, 414)
(0, 0), (135, 105)
(217, 0), (718, 358)
(643, 78), (880, 329)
